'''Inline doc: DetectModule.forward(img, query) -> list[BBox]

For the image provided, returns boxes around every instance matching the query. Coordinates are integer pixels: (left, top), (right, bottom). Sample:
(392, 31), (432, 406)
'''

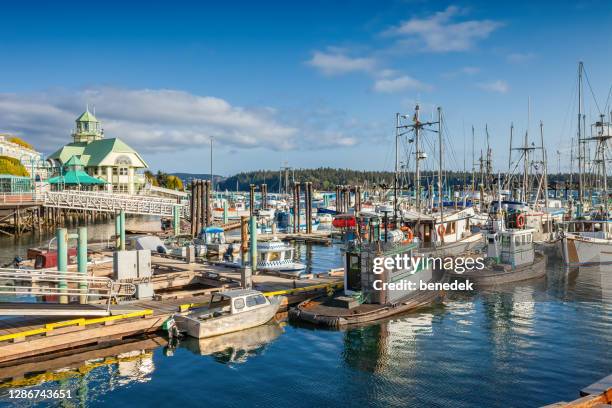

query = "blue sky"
(1, 0), (611, 175)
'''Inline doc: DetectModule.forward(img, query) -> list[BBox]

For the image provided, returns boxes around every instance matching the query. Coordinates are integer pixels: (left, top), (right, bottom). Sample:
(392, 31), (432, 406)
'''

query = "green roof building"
(48, 109), (148, 194)
(48, 155), (107, 189)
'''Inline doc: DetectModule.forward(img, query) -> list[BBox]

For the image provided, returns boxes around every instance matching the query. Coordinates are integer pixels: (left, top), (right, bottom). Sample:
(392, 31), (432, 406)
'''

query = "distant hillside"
(171, 173), (226, 184)
(216, 168), (397, 191)
(172, 168), (577, 192)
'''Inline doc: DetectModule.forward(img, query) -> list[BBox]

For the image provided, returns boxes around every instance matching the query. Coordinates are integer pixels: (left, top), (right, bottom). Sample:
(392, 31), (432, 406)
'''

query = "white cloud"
(384, 6), (503, 52)
(461, 66), (481, 75)
(441, 66), (481, 79)
(306, 50), (376, 75)
(478, 80), (509, 94)
(0, 87), (365, 155)
(373, 75), (431, 93)
(506, 52), (535, 63)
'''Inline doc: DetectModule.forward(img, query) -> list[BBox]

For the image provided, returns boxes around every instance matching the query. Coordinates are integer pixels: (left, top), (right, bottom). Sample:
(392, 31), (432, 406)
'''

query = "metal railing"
(42, 190), (189, 217)
(0, 193), (39, 204)
(0, 268), (136, 312)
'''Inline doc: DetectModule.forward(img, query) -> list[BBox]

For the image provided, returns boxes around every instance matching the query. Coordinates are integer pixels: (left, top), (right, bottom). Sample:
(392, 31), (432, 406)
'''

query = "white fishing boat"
(174, 289), (281, 339)
(257, 238), (306, 273)
(400, 207), (484, 257)
(559, 219), (612, 266)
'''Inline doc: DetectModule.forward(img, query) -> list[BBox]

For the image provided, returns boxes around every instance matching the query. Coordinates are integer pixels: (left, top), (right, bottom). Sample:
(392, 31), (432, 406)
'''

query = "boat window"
(284, 250), (292, 260)
(501, 235), (510, 247)
(268, 251), (281, 262)
(233, 298), (245, 310)
(245, 294), (267, 307)
(246, 295), (257, 307)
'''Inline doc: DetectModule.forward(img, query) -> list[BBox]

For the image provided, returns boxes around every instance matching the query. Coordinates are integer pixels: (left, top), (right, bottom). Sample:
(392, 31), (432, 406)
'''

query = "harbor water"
(0, 221), (610, 407)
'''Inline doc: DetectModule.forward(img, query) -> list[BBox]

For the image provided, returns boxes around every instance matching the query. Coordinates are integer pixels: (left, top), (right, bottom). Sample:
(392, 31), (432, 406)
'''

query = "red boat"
(332, 214), (356, 228)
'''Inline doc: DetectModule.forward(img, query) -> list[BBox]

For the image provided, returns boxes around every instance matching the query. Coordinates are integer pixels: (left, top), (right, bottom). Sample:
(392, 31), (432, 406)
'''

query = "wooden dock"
(0, 254), (342, 364)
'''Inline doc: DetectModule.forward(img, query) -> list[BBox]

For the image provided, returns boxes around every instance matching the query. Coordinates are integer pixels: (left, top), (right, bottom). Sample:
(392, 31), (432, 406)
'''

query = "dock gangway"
(0, 268), (136, 316)
(41, 190), (189, 217)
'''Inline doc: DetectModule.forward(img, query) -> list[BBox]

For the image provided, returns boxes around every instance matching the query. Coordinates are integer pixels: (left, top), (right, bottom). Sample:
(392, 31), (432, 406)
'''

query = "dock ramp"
(0, 302), (110, 316)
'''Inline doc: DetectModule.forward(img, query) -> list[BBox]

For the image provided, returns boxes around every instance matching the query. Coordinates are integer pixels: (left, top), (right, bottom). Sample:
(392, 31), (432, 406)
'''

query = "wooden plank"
(581, 374), (612, 396)
(0, 314), (167, 364)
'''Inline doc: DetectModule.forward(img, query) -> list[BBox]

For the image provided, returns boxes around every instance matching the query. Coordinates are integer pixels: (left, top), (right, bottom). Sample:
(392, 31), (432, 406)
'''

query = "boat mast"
(414, 105), (421, 213)
(471, 125), (475, 195)
(438, 107), (443, 223)
(394, 112), (400, 223)
(540, 121), (549, 208)
(507, 123), (513, 190)
(578, 61), (584, 204)
(592, 114), (610, 215)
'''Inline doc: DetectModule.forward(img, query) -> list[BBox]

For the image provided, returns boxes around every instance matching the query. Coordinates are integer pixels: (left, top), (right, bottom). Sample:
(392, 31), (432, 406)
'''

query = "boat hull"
(176, 298), (281, 339)
(561, 233), (612, 266)
(290, 289), (442, 328)
(448, 252), (547, 286)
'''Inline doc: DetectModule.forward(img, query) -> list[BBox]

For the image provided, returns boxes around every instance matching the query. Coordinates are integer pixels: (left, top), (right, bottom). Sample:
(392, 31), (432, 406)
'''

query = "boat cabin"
(496, 228), (535, 268)
(401, 207), (475, 247)
(344, 241), (429, 305)
(197, 289), (271, 319)
(200, 226), (226, 245)
(257, 239), (295, 267)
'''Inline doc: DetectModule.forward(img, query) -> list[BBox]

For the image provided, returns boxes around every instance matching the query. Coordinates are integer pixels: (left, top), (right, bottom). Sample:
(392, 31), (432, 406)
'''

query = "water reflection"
(178, 321), (284, 366)
(0, 335), (166, 407)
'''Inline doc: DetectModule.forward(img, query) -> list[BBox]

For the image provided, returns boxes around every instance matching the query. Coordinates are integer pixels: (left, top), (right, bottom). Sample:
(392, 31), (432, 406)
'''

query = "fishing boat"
(448, 227), (546, 285)
(400, 207), (484, 257)
(290, 214), (445, 327)
(174, 289), (282, 339)
(559, 218), (612, 266)
(256, 238), (306, 274)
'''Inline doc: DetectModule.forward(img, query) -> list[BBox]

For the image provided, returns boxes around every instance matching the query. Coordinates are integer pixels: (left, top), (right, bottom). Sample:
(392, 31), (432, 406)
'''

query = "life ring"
(400, 225), (409, 232)
(404, 227), (414, 243)
(516, 214), (526, 228)
(437, 224), (446, 237)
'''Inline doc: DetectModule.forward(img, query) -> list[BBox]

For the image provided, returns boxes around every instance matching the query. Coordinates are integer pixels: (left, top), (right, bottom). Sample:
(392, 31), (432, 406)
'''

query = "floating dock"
(0, 254), (342, 364)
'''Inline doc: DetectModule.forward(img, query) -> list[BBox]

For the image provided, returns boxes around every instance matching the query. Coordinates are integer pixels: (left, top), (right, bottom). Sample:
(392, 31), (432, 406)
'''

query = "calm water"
(0, 219), (610, 407)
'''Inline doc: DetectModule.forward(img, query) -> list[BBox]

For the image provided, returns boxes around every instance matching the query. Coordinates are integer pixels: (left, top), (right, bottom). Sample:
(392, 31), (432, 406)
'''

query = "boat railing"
(0, 268), (136, 312)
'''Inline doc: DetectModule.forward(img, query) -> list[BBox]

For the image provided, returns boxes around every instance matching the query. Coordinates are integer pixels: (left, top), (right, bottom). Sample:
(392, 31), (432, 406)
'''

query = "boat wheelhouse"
(450, 227), (547, 285)
(400, 207), (484, 257)
(256, 238), (306, 274)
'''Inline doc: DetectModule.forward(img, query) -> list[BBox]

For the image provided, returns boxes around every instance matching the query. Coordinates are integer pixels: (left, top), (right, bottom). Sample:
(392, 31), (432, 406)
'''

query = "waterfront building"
(48, 110), (148, 194)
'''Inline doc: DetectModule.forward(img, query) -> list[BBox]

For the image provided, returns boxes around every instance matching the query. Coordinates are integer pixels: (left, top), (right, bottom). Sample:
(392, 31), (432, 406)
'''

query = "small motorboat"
(174, 289), (282, 339)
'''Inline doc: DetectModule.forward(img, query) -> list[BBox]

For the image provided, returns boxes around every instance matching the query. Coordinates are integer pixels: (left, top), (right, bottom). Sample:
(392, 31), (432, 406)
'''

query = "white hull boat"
(175, 289), (282, 339)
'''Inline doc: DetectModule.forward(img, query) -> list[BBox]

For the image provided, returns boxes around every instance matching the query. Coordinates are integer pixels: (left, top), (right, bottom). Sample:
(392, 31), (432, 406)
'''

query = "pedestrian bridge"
(41, 191), (189, 217)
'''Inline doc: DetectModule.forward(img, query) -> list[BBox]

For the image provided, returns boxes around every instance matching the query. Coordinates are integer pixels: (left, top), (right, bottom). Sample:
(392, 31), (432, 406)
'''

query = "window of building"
(119, 167), (128, 176)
